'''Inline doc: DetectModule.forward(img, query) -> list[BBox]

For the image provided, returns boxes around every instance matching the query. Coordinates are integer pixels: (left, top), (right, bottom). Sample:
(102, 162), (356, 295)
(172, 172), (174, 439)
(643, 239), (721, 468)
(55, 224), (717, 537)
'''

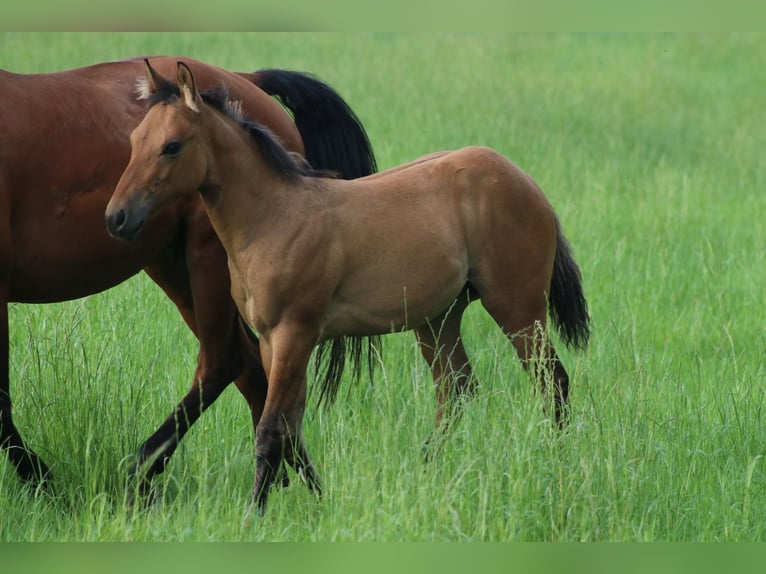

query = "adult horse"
(0, 56), (377, 497)
(106, 61), (589, 514)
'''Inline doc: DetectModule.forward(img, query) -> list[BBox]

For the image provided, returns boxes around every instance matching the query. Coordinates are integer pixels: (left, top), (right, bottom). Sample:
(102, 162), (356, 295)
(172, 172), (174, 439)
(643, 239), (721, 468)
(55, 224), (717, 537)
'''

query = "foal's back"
(333, 145), (555, 251)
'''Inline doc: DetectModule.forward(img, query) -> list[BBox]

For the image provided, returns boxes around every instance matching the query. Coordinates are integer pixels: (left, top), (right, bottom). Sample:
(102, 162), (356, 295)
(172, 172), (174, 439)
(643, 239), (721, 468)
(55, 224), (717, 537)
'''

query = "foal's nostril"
(106, 206), (144, 241)
(112, 209), (127, 230)
(106, 209), (127, 231)
(105, 208), (128, 237)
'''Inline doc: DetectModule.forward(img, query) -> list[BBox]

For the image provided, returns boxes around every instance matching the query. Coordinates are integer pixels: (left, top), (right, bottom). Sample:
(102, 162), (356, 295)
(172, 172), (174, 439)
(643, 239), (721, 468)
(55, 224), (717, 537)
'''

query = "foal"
(106, 61), (590, 514)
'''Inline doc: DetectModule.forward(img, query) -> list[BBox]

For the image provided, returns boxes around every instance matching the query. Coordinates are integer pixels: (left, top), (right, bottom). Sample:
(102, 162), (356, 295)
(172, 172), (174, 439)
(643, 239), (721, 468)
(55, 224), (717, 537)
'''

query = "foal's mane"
(138, 74), (328, 182)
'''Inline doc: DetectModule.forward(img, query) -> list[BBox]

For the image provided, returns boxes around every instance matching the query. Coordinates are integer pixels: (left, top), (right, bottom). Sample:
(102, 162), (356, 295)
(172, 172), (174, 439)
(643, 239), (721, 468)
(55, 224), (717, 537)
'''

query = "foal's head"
(106, 59), (322, 242)
(105, 60), (215, 241)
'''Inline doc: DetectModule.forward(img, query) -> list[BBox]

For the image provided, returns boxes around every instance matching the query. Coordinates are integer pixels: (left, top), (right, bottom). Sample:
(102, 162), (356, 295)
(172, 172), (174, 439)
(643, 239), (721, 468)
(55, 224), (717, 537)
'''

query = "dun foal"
(106, 62), (590, 514)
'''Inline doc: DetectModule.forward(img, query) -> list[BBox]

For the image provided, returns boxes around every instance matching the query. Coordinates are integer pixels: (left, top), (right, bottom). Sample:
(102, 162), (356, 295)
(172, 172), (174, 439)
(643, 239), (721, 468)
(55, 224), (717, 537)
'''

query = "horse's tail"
(312, 336), (380, 408)
(249, 68), (378, 179)
(549, 217), (590, 351)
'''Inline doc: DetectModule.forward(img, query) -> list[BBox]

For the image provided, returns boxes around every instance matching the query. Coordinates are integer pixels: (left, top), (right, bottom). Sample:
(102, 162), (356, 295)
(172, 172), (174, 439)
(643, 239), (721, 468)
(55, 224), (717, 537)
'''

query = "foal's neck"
(197, 109), (302, 250)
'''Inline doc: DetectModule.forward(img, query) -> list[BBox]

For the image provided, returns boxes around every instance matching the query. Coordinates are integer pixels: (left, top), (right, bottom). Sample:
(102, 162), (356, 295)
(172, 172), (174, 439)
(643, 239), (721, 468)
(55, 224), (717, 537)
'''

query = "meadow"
(0, 33), (764, 541)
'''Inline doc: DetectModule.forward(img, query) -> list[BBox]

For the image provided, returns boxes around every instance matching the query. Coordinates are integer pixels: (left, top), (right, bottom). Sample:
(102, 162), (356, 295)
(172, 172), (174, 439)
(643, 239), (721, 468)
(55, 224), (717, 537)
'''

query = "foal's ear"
(176, 62), (201, 113)
(142, 58), (164, 96)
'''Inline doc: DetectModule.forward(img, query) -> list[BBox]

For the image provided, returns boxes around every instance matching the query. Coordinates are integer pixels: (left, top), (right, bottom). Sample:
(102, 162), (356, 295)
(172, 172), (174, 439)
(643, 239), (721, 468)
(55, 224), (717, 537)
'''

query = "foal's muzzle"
(105, 206), (145, 242)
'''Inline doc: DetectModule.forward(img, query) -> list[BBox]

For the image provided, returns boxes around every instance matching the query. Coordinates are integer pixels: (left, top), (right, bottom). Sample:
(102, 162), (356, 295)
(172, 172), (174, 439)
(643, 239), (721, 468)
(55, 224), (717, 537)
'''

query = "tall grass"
(0, 33), (764, 540)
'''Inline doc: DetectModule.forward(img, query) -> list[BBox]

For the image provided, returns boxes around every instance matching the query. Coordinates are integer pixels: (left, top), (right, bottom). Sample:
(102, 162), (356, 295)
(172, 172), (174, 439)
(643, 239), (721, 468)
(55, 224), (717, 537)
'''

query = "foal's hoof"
(275, 467), (291, 489)
(244, 498), (268, 527)
(422, 432), (447, 463)
(550, 401), (571, 430)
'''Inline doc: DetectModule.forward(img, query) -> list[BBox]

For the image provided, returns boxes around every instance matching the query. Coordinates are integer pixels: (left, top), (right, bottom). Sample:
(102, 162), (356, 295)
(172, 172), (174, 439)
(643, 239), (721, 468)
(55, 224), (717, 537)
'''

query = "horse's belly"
(8, 248), (151, 303)
(8, 211), (178, 303)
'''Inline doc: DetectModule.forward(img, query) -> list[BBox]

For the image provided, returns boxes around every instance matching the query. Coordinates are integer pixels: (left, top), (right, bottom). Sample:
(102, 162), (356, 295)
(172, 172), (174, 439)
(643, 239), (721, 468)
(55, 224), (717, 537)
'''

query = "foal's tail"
(249, 69), (378, 178)
(549, 217), (590, 351)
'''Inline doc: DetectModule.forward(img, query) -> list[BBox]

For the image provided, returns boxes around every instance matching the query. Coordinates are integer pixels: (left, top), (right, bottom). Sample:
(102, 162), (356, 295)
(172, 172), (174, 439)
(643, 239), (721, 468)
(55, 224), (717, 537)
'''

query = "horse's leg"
(129, 258), (234, 500)
(251, 326), (320, 514)
(130, 220), (268, 501)
(0, 286), (52, 486)
(414, 292), (475, 428)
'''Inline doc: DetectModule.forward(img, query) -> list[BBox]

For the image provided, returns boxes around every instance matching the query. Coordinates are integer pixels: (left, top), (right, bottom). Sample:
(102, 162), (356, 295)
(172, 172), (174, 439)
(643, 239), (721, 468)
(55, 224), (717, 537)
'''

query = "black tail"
(251, 68), (378, 179)
(549, 217), (590, 351)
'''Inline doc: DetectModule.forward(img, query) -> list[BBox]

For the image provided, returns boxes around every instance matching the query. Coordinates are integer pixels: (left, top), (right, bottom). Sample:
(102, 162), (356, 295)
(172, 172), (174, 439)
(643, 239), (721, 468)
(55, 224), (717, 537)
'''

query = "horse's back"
(0, 57), (301, 152)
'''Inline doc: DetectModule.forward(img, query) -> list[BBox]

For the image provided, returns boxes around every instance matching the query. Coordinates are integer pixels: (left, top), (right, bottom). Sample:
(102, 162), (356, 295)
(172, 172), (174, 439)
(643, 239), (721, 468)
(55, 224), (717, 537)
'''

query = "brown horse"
(106, 62), (590, 514)
(0, 56), (376, 497)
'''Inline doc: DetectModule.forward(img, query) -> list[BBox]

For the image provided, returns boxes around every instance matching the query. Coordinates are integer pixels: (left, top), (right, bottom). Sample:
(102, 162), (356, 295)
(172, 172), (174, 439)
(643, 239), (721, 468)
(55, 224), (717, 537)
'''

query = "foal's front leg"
(251, 326), (321, 514)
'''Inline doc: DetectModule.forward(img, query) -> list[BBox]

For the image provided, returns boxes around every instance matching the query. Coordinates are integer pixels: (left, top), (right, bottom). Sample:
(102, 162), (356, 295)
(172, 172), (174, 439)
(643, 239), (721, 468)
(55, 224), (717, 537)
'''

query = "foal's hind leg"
(481, 290), (570, 425)
(415, 292), (475, 456)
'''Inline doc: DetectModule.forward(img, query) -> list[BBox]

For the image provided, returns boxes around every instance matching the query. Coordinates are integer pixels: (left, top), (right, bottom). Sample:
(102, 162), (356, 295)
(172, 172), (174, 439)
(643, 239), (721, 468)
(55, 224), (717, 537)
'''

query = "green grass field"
(1, 33), (764, 541)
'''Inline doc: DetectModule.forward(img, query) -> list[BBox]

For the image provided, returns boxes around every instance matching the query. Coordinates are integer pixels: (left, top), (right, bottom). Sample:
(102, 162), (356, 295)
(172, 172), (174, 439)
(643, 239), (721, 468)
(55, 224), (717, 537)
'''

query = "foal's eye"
(161, 141), (182, 156)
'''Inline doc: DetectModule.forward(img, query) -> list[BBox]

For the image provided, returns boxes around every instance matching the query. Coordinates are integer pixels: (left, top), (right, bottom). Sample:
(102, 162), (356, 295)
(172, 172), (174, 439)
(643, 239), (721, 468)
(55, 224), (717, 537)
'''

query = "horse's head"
(106, 60), (208, 241)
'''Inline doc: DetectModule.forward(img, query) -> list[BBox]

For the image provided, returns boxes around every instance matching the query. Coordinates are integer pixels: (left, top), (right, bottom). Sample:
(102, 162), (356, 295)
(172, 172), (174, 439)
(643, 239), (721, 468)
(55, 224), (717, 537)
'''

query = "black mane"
(146, 75), (327, 182)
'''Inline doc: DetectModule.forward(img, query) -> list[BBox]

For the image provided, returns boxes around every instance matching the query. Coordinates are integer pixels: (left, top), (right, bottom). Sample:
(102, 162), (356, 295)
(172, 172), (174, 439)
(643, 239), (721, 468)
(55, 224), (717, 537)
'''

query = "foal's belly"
(321, 254), (469, 338)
